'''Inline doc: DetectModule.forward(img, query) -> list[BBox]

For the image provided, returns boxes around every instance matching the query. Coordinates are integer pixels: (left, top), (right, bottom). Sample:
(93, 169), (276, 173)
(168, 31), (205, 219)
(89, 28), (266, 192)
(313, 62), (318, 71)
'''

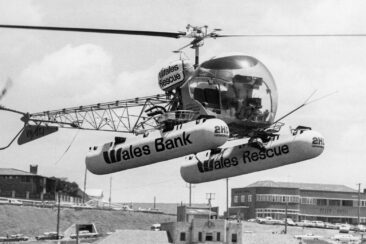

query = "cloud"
(10, 43), (177, 115)
(16, 44), (114, 110)
(0, 0), (42, 24)
(114, 61), (164, 99)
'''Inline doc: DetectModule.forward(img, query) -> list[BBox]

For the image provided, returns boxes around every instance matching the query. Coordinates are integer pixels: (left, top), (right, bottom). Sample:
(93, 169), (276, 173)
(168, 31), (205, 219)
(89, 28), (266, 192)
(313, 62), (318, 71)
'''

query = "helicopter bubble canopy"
(158, 60), (194, 92)
(187, 54), (278, 135)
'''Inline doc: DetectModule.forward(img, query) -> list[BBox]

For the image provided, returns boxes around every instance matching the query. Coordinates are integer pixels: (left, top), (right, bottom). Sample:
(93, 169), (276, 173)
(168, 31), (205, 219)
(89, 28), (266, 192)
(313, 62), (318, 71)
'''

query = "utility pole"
(226, 178), (229, 219)
(75, 224), (79, 244)
(56, 191), (61, 240)
(83, 167), (87, 204)
(186, 183), (195, 206)
(284, 201), (288, 234)
(189, 184), (192, 207)
(206, 193), (215, 220)
(109, 177), (112, 209)
(358, 183), (361, 225)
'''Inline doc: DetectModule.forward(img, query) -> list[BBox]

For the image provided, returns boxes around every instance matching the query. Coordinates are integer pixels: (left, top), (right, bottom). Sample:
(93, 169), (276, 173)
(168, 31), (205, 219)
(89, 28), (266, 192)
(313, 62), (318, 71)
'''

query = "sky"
(0, 0), (366, 214)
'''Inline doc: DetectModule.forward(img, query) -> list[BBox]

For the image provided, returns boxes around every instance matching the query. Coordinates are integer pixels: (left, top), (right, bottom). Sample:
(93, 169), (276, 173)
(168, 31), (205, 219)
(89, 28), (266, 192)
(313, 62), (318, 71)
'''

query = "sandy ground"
(1, 205), (365, 243)
(0, 205), (175, 237)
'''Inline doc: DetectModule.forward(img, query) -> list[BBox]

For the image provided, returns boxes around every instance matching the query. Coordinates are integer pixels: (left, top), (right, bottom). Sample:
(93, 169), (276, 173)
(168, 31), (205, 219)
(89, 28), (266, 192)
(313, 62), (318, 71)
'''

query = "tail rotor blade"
(0, 78), (13, 102)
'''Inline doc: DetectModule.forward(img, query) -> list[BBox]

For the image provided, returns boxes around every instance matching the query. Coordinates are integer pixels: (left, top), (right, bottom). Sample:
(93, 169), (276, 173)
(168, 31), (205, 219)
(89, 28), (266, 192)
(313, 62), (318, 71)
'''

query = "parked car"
(335, 223), (344, 229)
(70, 230), (98, 239)
(8, 234), (29, 241)
(332, 234), (360, 242)
(0, 198), (22, 205)
(8, 199), (23, 206)
(261, 217), (283, 225)
(247, 218), (257, 222)
(355, 224), (366, 232)
(339, 224), (351, 233)
(313, 220), (325, 228)
(282, 218), (296, 226)
(36, 232), (63, 240)
(151, 223), (161, 231)
(0, 198), (9, 204)
(294, 233), (323, 240)
(324, 222), (337, 229)
(256, 217), (266, 224)
(297, 220), (315, 227)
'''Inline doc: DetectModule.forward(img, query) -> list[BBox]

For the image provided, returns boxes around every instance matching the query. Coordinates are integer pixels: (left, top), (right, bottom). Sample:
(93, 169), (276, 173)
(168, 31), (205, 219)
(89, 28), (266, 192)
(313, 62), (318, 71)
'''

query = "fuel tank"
(86, 118), (229, 174)
(180, 128), (324, 183)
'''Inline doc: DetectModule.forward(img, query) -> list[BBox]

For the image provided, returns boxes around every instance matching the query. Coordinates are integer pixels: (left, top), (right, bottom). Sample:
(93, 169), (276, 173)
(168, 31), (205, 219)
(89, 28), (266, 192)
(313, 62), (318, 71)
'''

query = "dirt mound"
(0, 205), (175, 237)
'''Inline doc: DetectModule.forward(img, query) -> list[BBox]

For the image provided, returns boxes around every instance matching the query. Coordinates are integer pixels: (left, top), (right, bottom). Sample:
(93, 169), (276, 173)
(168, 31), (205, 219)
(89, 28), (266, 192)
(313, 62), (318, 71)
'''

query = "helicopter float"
(0, 24), (325, 183)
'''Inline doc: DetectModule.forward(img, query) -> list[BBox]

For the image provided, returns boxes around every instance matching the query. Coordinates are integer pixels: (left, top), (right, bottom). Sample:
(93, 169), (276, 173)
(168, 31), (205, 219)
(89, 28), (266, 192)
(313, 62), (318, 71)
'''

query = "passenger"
(259, 109), (270, 122)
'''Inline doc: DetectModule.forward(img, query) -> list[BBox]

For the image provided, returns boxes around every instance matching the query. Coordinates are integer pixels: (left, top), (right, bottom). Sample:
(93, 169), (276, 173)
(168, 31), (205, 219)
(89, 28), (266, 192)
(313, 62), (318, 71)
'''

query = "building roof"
(85, 189), (104, 198)
(0, 168), (37, 176)
(243, 180), (357, 193)
(97, 230), (170, 244)
(186, 209), (217, 215)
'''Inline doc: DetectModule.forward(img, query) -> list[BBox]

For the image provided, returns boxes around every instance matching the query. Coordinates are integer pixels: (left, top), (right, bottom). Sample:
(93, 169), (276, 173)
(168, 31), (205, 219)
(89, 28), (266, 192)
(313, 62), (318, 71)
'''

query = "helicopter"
(0, 24), (325, 183)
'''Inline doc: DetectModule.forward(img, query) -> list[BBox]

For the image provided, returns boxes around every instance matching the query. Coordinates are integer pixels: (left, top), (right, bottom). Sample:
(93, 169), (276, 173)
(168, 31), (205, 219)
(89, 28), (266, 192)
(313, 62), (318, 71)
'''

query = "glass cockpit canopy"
(188, 54), (278, 132)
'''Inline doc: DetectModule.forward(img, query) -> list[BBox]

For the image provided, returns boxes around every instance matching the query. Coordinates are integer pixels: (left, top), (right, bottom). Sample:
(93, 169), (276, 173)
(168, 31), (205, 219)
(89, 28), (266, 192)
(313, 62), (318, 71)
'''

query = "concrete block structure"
(161, 205), (245, 244)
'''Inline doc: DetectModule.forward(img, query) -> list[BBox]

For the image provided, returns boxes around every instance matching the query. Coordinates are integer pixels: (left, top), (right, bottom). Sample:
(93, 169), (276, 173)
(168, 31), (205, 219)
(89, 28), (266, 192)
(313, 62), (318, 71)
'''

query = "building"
(177, 205), (219, 222)
(229, 180), (366, 224)
(161, 205), (245, 244)
(0, 165), (56, 200)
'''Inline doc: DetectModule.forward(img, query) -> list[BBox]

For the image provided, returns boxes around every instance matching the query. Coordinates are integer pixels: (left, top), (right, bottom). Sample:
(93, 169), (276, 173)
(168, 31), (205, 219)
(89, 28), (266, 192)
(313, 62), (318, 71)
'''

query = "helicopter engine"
(180, 54), (278, 137)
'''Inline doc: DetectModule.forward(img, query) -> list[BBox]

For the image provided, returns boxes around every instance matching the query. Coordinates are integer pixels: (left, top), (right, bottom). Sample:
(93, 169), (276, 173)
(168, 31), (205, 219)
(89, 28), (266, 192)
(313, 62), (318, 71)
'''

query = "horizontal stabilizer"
(18, 125), (58, 145)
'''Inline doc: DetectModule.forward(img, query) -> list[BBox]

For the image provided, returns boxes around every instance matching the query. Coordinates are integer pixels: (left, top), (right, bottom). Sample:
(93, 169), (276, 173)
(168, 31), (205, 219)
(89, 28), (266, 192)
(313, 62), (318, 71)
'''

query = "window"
(20, 176), (31, 182)
(205, 232), (213, 241)
(342, 200), (354, 207)
(248, 195), (252, 202)
(216, 232), (221, 241)
(180, 232), (186, 241)
(329, 199), (341, 206)
(198, 232), (202, 242)
(316, 199), (327, 206)
(232, 233), (237, 243)
(301, 197), (316, 205)
(256, 194), (299, 203)
(234, 195), (238, 203)
(240, 195), (245, 202)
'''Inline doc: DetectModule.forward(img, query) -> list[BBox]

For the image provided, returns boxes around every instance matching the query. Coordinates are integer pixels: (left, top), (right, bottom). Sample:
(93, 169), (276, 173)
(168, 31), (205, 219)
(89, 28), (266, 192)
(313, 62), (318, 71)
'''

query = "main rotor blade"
(214, 33), (366, 37)
(0, 24), (184, 38)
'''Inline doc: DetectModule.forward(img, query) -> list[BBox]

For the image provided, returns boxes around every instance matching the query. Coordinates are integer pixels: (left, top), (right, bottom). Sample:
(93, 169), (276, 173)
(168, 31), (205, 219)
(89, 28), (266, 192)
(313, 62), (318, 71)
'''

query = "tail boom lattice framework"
(25, 94), (171, 133)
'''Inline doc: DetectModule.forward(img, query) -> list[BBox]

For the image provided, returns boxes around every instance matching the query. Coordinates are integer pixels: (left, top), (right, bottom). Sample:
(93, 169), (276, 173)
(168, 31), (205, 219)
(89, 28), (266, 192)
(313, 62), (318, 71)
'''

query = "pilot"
(221, 83), (239, 116)
(231, 75), (254, 119)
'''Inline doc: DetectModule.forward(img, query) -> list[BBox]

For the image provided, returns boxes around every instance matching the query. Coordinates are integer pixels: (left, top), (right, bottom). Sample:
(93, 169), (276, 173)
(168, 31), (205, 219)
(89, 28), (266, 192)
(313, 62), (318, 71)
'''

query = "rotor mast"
(176, 25), (219, 69)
